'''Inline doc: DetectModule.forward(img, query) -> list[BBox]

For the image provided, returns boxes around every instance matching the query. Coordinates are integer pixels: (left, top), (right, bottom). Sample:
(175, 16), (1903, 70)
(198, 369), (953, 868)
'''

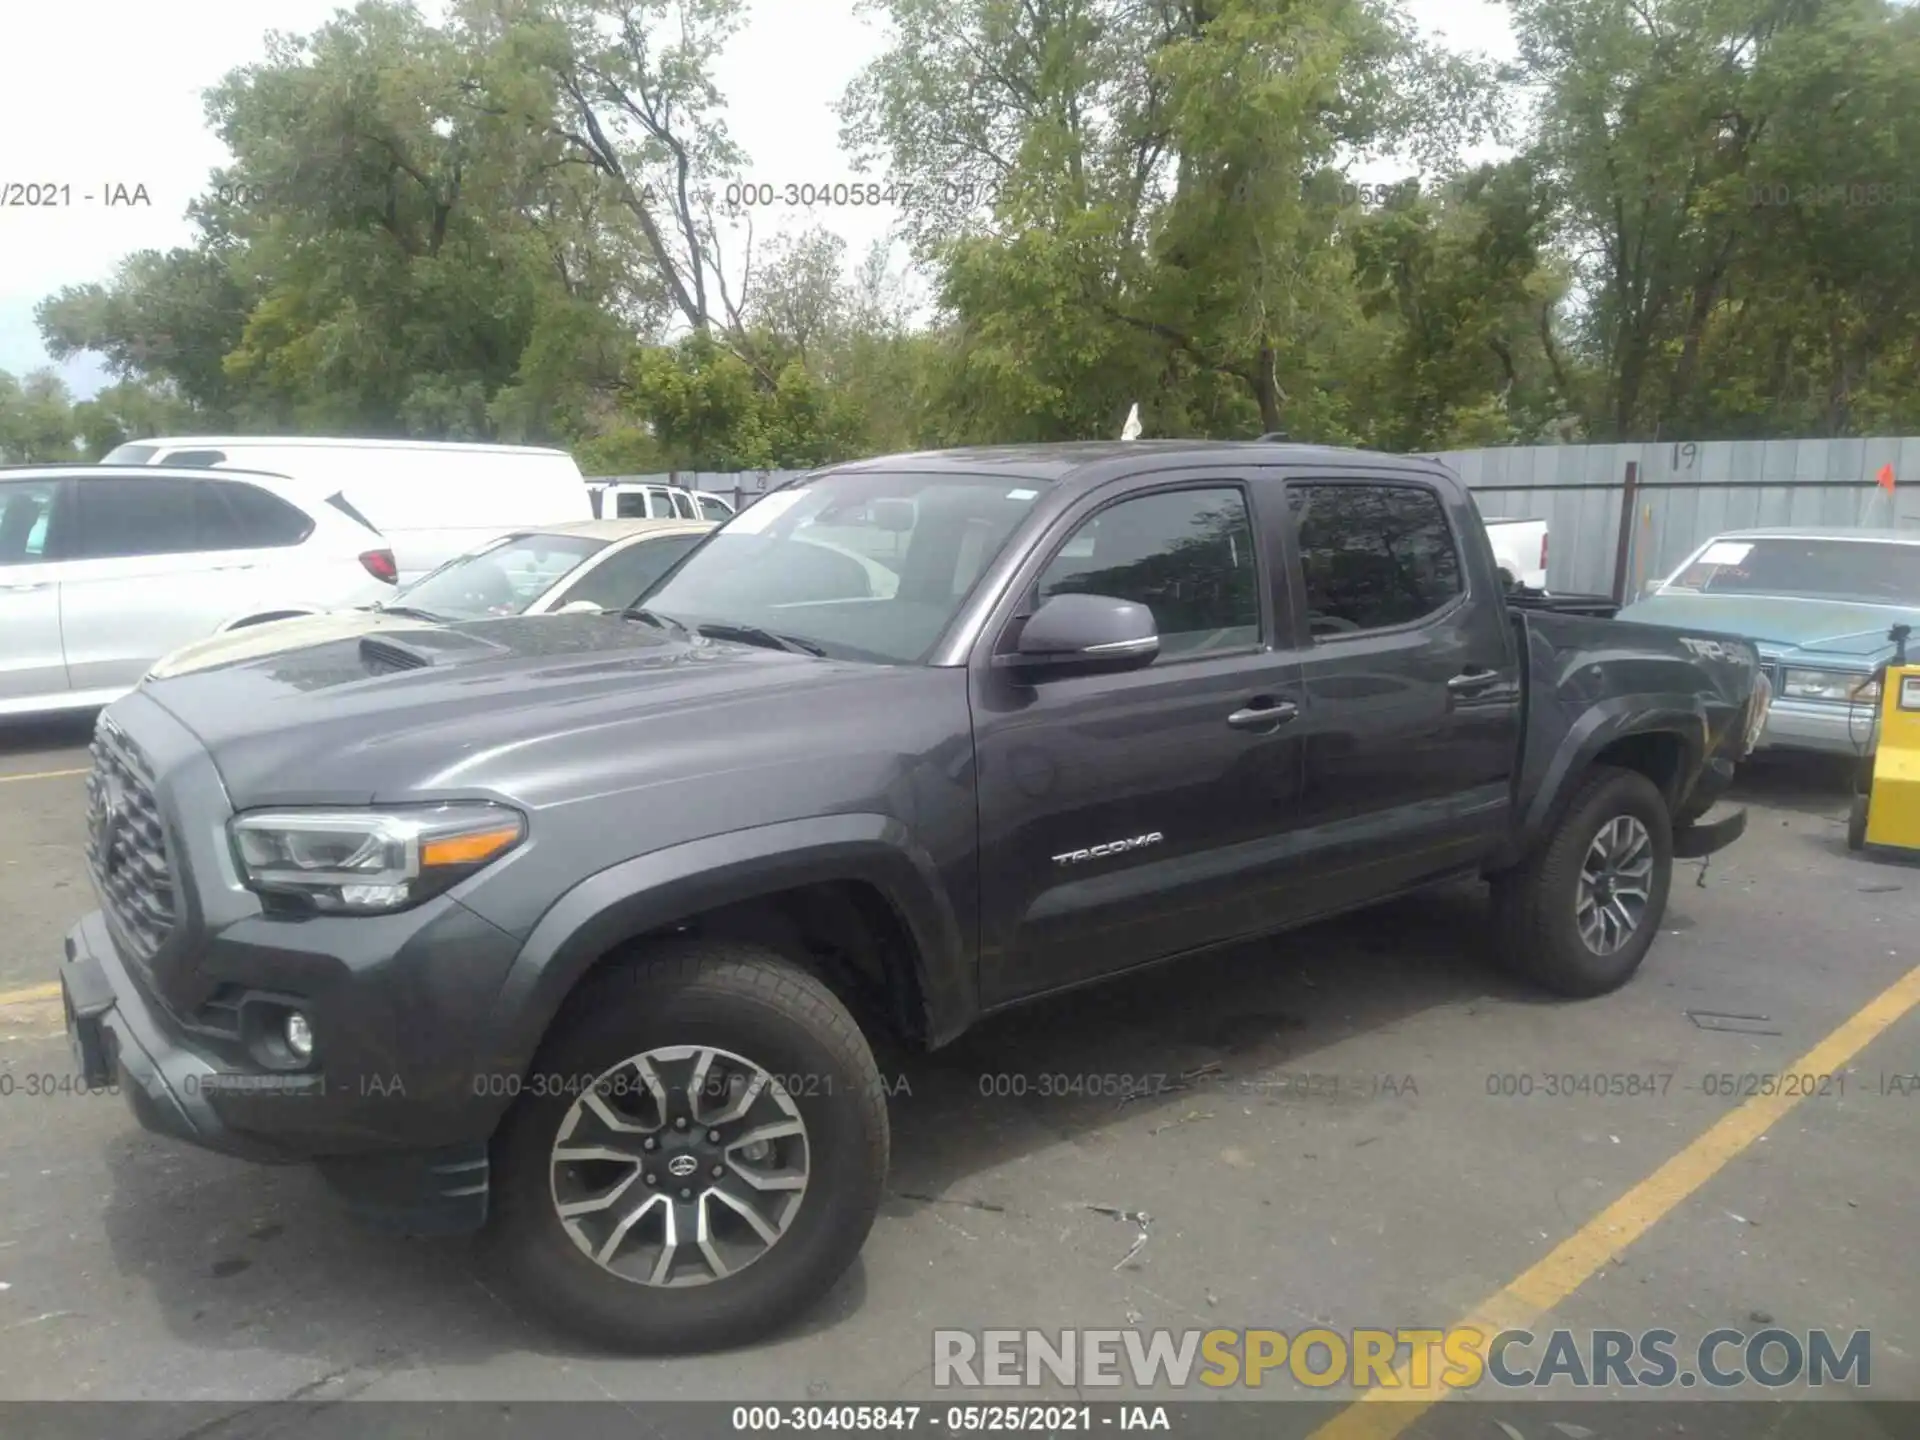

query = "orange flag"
(1878, 462), (1896, 492)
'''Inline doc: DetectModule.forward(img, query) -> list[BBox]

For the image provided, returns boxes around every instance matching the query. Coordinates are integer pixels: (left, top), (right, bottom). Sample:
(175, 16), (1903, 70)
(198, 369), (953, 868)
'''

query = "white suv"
(590, 481), (736, 523)
(0, 464), (396, 718)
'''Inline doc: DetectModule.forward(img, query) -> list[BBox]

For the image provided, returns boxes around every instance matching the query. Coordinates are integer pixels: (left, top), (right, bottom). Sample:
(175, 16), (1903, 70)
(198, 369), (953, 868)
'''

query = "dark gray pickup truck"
(59, 442), (1770, 1351)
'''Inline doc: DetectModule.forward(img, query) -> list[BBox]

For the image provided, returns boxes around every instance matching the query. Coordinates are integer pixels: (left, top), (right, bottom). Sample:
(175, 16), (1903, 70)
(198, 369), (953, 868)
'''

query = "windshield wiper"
(692, 621), (827, 657)
(621, 606), (692, 635)
(375, 604), (448, 623)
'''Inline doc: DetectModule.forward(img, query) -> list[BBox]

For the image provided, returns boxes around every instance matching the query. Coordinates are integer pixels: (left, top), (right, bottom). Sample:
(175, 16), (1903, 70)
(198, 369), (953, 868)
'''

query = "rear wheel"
(485, 939), (889, 1352)
(1490, 766), (1673, 997)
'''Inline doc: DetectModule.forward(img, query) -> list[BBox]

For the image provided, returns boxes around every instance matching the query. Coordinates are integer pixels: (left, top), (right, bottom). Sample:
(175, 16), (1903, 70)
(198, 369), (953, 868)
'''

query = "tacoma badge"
(1052, 833), (1164, 865)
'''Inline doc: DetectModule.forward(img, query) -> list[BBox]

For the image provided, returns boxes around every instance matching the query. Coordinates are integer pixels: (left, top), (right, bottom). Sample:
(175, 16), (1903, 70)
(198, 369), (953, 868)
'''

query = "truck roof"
(823, 441), (1442, 485)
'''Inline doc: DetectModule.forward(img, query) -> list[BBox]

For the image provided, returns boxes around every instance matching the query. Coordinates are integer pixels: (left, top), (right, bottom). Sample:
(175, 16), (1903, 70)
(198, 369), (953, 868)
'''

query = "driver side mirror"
(994, 593), (1159, 677)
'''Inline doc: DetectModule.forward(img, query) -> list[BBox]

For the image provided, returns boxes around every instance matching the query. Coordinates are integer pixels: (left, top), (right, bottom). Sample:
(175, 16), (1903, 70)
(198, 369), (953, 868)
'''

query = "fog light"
(284, 1011), (314, 1060)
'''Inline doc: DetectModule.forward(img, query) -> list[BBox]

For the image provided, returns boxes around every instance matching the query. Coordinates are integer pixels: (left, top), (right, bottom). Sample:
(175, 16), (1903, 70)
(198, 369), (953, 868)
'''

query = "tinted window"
(1667, 537), (1920, 604)
(1289, 483), (1462, 637)
(671, 491), (697, 519)
(69, 478), (202, 559)
(550, 533), (706, 611)
(195, 481), (314, 549)
(160, 449), (228, 467)
(648, 492), (676, 519)
(615, 492), (649, 520)
(0, 479), (61, 564)
(1035, 487), (1260, 657)
(697, 494), (733, 520)
(100, 443), (158, 464)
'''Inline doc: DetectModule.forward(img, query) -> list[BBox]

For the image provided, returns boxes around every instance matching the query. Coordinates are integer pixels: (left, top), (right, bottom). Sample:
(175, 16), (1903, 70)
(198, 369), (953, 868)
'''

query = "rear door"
(1277, 473), (1521, 910)
(971, 471), (1307, 1004)
(57, 476), (262, 690)
(0, 476), (70, 706)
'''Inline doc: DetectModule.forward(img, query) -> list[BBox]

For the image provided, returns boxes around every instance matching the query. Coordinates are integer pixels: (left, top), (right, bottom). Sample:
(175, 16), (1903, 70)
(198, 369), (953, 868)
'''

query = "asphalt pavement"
(0, 718), (1915, 1434)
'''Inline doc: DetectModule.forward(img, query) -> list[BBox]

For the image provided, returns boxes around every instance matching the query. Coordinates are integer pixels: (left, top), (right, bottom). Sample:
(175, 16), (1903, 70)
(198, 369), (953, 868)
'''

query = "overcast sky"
(0, 0), (1515, 399)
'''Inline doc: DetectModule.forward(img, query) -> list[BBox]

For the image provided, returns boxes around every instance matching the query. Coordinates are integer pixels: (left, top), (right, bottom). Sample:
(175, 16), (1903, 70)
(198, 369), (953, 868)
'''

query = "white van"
(101, 437), (595, 583)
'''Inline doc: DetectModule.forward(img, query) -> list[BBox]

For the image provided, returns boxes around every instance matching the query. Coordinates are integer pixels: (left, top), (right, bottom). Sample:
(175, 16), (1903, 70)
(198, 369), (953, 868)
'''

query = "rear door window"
(194, 481), (315, 549)
(1287, 482), (1463, 637)
(648, 491), (677, 519)
(68, 478), (204, 559)
(671, 490), (697, 519)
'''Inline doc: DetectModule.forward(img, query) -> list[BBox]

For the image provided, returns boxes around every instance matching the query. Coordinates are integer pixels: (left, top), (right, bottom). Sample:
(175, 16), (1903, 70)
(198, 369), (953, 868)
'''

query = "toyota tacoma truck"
(58, 442), (1769, 1353)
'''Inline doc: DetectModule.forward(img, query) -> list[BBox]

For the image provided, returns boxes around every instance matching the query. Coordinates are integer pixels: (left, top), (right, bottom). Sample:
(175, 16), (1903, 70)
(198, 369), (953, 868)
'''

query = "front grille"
(84, 717), (177, 963)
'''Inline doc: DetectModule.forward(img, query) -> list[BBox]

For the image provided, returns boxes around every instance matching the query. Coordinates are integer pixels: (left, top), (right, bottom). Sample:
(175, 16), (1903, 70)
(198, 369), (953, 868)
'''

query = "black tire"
(1848, 794), (1870, 851)
(484, 938), (889, 1352)
(1490, 765), (1673, 997)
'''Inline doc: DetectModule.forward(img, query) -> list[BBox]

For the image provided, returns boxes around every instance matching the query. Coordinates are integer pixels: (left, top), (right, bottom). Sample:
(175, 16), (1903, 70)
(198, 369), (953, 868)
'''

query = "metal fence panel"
(591, 439), (1920, 598)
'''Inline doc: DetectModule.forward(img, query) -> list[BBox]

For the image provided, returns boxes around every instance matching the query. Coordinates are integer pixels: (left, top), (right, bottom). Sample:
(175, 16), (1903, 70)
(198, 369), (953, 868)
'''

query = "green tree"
(0, 370), (81, 462)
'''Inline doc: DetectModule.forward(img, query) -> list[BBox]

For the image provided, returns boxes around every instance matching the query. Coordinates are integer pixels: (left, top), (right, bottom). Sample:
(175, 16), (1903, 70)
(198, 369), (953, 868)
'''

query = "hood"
(138, 612), (907, 807)
(147, 608), (418, 679)
(1617, 591), (1920, 663)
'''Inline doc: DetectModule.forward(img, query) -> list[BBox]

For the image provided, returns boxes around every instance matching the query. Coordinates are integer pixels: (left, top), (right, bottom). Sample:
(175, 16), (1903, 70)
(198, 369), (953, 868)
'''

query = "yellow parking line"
(0, 982), (61, 1008)
(1310, 960), (1920, 1439)
(0, 767), (87, 784)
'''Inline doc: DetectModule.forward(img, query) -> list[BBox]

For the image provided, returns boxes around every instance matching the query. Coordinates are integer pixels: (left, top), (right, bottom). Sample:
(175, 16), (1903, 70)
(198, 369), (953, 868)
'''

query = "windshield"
(386, 532), (610, 620)
(636, 472), (1046, 663)
(1664, 537), (1920, 605)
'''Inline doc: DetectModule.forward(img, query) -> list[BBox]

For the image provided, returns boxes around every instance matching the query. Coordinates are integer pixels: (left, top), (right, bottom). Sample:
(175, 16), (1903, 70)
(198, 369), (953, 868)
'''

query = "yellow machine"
(1848, 623), (1920, 854)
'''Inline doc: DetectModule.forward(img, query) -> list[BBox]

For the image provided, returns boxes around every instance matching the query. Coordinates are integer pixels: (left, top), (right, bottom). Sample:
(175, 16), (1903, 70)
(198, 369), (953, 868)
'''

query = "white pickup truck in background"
(1483, 515), (1550, 590)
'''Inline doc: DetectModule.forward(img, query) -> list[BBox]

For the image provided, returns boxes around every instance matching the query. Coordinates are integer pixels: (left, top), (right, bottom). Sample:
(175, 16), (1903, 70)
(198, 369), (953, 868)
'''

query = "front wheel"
(1490, 766), (1674, 997)
(484, 939), (890, 1352)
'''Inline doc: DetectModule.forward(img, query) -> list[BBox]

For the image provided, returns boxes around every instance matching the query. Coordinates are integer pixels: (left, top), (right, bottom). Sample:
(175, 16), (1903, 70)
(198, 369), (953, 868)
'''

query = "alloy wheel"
(1575, 814), (1654, 955)
(548, 1044), (810, 1286)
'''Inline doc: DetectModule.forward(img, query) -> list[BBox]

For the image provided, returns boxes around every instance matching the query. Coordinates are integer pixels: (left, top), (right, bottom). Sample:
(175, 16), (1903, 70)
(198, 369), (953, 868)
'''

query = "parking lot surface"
(1, 717), (1915, 1426)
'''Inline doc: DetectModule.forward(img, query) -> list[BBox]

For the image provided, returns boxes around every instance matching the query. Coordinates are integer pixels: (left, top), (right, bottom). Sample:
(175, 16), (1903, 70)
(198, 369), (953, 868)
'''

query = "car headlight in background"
(229, 804), (525, 914)
(1781, 667), (1875, 704)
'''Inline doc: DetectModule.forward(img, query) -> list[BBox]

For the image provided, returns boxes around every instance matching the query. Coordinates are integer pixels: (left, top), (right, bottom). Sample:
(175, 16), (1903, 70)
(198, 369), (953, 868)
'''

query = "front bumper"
(62, 911), (492, 1234)
(1756, 697), (1877, 757)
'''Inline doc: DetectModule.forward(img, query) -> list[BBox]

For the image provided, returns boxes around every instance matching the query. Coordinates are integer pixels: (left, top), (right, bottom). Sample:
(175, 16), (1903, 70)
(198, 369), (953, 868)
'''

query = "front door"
(972, 476), (1307, 1005)
(0, 477), (69, 707)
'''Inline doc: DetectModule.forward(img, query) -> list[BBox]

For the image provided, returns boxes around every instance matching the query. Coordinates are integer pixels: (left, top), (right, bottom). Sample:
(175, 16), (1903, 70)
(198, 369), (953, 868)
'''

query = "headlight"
(1742, 669), (1773, 755)
(229, 804), (525, 914)
(1781, 667), (1874, 704)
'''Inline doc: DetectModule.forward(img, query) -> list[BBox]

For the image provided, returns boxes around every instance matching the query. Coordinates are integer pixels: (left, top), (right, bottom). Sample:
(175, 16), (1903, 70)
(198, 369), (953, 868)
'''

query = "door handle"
(2, 581), (52, 593)
(1447, 669), (1499, 693)
(1227, 699), (1299, 731)
(212, 563), (257, 572)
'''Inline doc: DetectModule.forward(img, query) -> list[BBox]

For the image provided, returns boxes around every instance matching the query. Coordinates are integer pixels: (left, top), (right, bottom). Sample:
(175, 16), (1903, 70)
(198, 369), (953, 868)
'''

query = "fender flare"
(478, 813), (973, 1082)
(1516, 695), (1709, 855)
